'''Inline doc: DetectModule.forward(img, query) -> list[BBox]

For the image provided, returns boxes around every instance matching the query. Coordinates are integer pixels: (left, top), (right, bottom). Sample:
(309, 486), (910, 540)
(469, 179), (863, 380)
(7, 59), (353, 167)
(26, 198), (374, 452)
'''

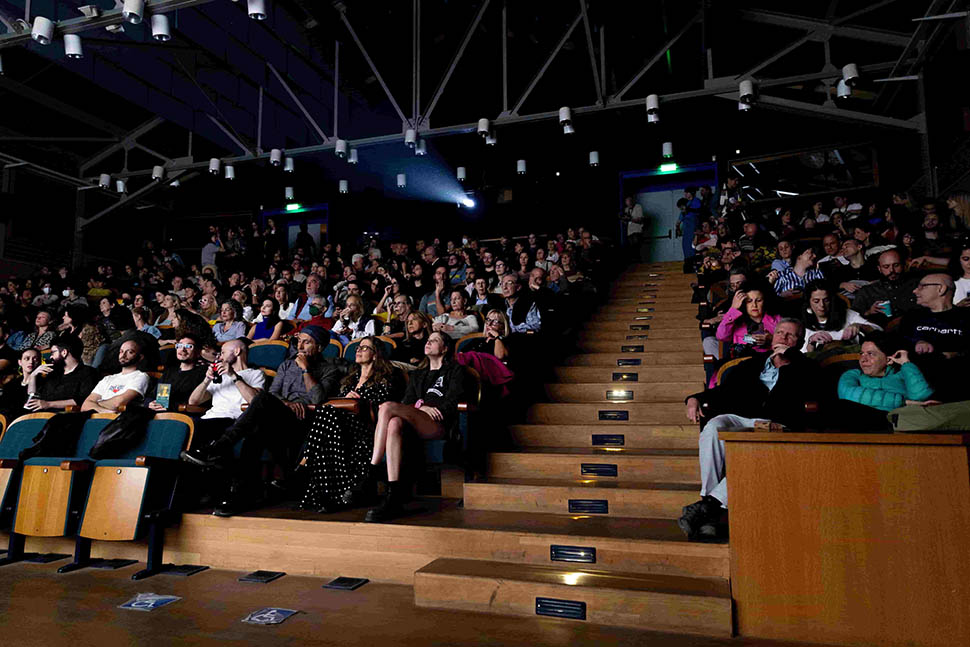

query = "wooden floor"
(0, 562), (818, 647)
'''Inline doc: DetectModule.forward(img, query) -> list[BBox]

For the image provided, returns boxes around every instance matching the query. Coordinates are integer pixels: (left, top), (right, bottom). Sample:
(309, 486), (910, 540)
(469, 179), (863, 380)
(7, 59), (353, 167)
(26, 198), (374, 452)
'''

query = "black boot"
(364, 480), (406, 523)
(342, 463), (382, 508)
(181, 437), (233, 467)
(677, 495), (723, 541)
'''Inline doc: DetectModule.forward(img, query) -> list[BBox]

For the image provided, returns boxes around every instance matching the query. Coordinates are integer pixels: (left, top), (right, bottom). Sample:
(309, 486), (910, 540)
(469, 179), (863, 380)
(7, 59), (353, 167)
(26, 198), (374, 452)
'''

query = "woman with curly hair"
(212, 299), (246, 342)
(299, 336), (398, 513)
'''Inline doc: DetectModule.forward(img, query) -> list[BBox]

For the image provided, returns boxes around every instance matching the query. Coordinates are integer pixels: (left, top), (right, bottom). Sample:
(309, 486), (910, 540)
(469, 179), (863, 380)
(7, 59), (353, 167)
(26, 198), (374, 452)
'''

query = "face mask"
(42, 287), (50, 295)
(62, 289), (71, 297)
(308, 305), (322, 316)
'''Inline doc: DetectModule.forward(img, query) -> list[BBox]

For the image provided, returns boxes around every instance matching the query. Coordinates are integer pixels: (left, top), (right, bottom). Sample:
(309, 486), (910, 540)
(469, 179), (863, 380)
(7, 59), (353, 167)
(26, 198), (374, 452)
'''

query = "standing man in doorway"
(619, 196), (645, 263)
(678, 186), (703, 273)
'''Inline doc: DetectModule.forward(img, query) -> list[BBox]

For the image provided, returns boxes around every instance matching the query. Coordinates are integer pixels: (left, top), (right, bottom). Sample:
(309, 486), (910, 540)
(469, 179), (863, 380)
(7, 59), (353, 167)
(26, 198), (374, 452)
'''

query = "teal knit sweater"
(837, 363), (934, 411)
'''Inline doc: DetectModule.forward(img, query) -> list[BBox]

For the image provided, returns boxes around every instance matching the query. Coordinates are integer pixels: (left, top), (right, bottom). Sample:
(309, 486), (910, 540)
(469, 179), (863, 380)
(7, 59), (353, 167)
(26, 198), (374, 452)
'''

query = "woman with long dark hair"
(799, 280), (881, 353)
(299, 336), (398, 513)
(247, 297), (284, 340)
(716, 280), (780, 356)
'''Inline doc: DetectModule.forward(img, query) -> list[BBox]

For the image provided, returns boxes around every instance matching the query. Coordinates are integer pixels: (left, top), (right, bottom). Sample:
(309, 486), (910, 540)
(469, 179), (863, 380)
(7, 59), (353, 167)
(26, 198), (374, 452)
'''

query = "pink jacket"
(715, 308), (781, 346)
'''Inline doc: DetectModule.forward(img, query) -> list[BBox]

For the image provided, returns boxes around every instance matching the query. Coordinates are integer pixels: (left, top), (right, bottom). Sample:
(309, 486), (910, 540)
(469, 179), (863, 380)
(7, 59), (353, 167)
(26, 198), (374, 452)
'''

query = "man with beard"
(81, 339), (150, 412)
(24, 334), (100, 412)
(147, 332), (208, 412)
(852, 249), (919, 327)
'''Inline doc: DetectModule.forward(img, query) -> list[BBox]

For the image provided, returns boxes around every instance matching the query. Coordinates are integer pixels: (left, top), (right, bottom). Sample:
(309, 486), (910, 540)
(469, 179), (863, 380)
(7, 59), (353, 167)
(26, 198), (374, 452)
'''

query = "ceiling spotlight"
(151, 165), (165, 181)
(123, 0), (145, 24)
(735, 149), (741, 154)
(738, 101), (752, 112)
(485, 132), (497, 146)
(461, 197), (475, 208)
(397, 173), (406, 188)
(169, 179), (180, 187)
(457, 166), (467, 181)
(646, 94), (660, 123)
(335, 139), (348, 158)
(151, 14), (171, 41)
(404, 128), (417, 148)
(208, 158), (221, 175)
(563, 124), (575, 135)
(248, 0), (267, 20)
(589, 151), (600, 167)
(348, 148), (358, 164)
(98, 173), (111, 189)
(284, 157), (294, 173)
(270, 148), (282, 166)
(64, 34), (83, 59)
(477, 118), (490, 137)
(285, 186), (295, 201)
(339, 180), (349, 194)
(105, 24), (124, 34)
(78, 5), (101, 18)
(836, 79), (851, 99)
(555, 171), (561, 177)
(559, 107), (573, 134)
(842, 63), (860, 87)
(739, 79), (756, 104)
(31, 17), (54, 45)
(517, 159), (527, 175)
(116, 179), (127, 194)
(662, 142), (673, 159)
(415, 139), (427, 156)
(224, 164), (235, 180)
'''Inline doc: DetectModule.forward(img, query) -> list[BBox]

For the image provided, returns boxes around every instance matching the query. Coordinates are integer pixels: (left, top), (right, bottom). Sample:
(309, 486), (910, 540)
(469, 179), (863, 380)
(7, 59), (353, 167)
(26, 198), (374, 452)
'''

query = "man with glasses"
(382, 294), (413, 340)
(147, 333), (208, 412)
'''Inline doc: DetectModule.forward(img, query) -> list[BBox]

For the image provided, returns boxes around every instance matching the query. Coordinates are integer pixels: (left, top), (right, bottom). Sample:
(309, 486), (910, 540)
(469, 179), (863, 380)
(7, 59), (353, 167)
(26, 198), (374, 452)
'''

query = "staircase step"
(463, 478), (699, 519)
(562, 352), (699, 367)
(527, 402), (685, 425)
(488, 448), (698, 483)
(552, 366), (704, 383)
(543, 382), (699, 403)
(576, 328), (698, 341)
(577, 340), (702, 354)
(509, 424), (698, 449)
(600, 303), (698, 314)
(588, 312), (697, 322)
(579, 320), (698, 332)
(414, 558), (732, 635)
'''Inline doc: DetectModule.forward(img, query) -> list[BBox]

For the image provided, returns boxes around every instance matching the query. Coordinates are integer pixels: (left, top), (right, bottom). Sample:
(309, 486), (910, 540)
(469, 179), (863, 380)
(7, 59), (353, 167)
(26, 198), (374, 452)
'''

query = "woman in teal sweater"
(838, 336), (937, 411)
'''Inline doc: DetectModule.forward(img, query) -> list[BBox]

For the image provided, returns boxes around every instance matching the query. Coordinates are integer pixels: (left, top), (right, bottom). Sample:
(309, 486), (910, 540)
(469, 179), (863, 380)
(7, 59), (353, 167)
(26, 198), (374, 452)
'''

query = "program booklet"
(155, 383), (171, 409)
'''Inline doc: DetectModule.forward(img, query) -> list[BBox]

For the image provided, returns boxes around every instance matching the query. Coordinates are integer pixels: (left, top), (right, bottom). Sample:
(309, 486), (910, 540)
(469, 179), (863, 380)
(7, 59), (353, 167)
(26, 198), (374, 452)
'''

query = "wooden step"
(527, 402), (686, 425)
(463, 478), (700, 519)
(606, 296), (695, 306)
(543, 382), (699, 403)
(552, 366), (705, 383)
(588, 312), (696, 322)
(414, 558), (732, 636)
(509, 424), (698, 450)
(579, 320), (698, 332)
(601, 303), (698, 314)
(577, 339), (702, 354)
(575, 329), (698, 342)
(562, 352), (699, 367)
(488, 448), (698, 483)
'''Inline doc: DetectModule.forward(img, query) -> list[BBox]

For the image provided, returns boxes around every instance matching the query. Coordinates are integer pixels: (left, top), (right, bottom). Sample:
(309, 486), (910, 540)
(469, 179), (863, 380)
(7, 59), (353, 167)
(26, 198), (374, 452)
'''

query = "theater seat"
(0, 413), (53, 529)
(423, 366), (482, 484)
(322, 338), (344, 359)
(457, 333), (484, 352)
(247, 340), (289, 371)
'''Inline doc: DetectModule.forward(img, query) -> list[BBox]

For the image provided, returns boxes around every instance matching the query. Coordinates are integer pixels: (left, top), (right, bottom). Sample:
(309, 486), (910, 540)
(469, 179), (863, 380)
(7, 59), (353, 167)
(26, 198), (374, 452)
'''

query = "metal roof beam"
(511, 11), (583, 115)
(0, 76), (128, 138)
(737, 9), (912, 46)
(612, 11), (701, 101)
(80, 117), (165, 174)
(716, 92), (925, 132)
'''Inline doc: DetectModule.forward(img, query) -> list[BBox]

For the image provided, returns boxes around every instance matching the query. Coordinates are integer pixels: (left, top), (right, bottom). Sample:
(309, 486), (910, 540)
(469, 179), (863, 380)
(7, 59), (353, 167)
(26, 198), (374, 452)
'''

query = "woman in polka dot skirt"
(299, 336), (398, 513)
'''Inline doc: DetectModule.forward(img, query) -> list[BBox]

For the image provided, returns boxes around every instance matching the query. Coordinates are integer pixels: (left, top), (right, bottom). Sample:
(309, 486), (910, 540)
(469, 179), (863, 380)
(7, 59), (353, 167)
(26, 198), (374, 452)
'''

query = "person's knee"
(387, 417), (403, 435)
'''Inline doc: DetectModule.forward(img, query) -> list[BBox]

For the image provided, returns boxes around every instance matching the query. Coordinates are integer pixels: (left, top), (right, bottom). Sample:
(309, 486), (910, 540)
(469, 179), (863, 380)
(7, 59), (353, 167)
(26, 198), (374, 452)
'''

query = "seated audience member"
(770, 239), (793, 273)
(291, 274), (325, 321)
(273, 283), (296, 320)
(155, 293), (180, 326)
(290, 295), (333, 335)
(247, 297), (285, 341)
(81, 340), (150, 412)
(470, 277), (503, 312)
(737, 216), (774, 254)
(902, 273), (970, 396)
(147, 333), (209, 412)
(21, 310), (56, 350)
(817, 232), (843, 265)
(501, 275), (541, 334)
(949, 243), (970, 306)
(132, 306), (162, 339)
(432, 289), (480, 340)
(378, 294), (413, 340)
(212, 300), (247, 342)
(772, 241), (824, 297)
(332, 295), (376, 341)
(300, 336), (398, 513)
(198, 293), (219, 320)
(800, 280), (881, 353)
(0, 323), (17, 379)
(0, 348), (41, 421)
(837, 336), (936, 429)
(850, 249), (919, 326)
(716, 282), (780, 357)
(419, 266), (449, 316)
(24, 334), (99, 412)
(681, 319), (824, 540)
(463, 309), (510, 361)
(392, 312), (433, 366)
(830, 237), (876, 296)
(700, 270), (749, 360)
(366, 331), (464, 522)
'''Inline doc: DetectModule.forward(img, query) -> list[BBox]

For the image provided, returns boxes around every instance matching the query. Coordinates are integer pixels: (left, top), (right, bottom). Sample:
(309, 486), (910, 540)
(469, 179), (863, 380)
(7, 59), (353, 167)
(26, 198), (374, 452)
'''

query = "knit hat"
(298, 325), (330, 346)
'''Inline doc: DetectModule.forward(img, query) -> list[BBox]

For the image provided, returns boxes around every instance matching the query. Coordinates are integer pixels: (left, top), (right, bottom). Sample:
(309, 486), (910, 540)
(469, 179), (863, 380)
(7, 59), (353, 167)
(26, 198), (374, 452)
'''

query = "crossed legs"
(370, 402), (445, 482)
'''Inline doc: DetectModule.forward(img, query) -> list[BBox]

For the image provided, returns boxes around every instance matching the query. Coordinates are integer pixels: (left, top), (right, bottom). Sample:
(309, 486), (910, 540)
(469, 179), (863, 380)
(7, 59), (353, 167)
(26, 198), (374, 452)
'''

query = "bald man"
(81, 340), (150, 413)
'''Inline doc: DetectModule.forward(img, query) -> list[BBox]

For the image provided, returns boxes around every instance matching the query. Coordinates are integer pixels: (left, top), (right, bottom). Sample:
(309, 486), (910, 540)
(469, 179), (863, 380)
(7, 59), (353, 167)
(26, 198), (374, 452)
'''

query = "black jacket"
(402, 360), (465, 432)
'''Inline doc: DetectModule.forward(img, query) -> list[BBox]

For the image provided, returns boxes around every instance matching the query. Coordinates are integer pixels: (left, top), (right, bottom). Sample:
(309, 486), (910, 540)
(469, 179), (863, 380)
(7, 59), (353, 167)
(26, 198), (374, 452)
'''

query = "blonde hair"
(404, 311), (433, 341)
(483, 308), (510, 337)
(948, 192), (970, 231)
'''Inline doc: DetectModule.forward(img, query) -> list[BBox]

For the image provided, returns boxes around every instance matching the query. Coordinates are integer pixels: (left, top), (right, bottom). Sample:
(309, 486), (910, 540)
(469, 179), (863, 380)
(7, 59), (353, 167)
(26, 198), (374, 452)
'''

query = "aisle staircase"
(415, 262), (733, 636)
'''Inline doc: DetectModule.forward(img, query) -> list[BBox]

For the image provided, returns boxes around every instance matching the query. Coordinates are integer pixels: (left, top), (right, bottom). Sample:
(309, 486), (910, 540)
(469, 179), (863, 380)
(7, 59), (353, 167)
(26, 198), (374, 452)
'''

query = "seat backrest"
(159, 343), (175, 368)
(463, 366), (483, 408)
(457, 333), (484, 353)
(248, 340), (290, 370)
(715, 356), (753, 387)
(0, 413), (54, 460)
(76, 415), (118, 458)
(322, 338), (343, 358)
(107, 413), (194, 460)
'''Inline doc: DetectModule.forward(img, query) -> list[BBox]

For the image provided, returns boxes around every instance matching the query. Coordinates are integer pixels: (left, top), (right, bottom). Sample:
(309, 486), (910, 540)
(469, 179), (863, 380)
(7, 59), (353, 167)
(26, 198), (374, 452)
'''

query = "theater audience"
(213, 300), (246, 342)
(147, 333), (209, 412)
(772, 241), (824, 297)
(852, 249), (919, 326)
(838, 336), (936, 416)
(24, 334), (99, 412)
(716, 282), (779, 357)
(393, 312), (433, 366)
(800, 281), (881, 353)
(432, 289), (480, 340)
(333, 295), (376, 341)
(247, 297), (285, 341)
(81, 339), (150, 413)
(0, 348), (41, 421)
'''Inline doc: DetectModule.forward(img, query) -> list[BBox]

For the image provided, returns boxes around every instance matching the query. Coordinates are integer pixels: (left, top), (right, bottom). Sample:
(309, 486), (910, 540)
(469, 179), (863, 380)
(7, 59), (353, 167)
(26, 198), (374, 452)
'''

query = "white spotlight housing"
(169, 179), (180, 188)
(563, 124), (575, 135)
(151, 14), (171, 41)
(516, 159), (526, 175)
(208, 158), (221, 175)
(397, 173), (407, 188)
(485, 132), (497, 146)
(415, 139), (427, 156)
(842, 63), (860, 87)
(78, 5), (101, 18)
(404, 128), (417, 148)
(589, 151), (599, 167)
(248, 0), (267, 20)
(284, 157), (295, 173)
(646, 94), (660, 114)
(335, 139), (348, 158)
(31, 17), (54, 45)
(64, 34), (83, 59)
(348, 148), (358, 164)
(151, 165), (165, 181)
(116, 179), (127, 194)
(123, 0), (145, 24)
(739, 79), (756, 104)
(224, 165), (235, 180)
(477, 118), (490, 137)
(558, 106), (572, 126)
(98, 173), (111, 189)
(662, 142), (673, 159)
(285, 186), (295, 201)
(457, 166), (467, 181)
(738, 101), (752, 112)
(270, 149), (282, 166)
(339, 180), (349, 194)
(836, 79), (851, 99)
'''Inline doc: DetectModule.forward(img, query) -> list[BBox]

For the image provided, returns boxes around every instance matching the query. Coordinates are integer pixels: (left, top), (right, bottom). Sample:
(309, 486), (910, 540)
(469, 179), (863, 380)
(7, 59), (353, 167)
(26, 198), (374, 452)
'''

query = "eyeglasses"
(356, 346), (375, 353)
(486, 319), (502, 325)
(916, 283), (942, 290)
(175, 343), (195, 350)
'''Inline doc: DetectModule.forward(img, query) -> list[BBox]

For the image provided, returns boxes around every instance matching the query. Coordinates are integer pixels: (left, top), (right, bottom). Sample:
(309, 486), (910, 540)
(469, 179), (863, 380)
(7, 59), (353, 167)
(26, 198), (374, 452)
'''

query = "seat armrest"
(457, 402), (477, 413)
(178, 404), (209, 414)
(325, 399), (361, 414)
(135, 456), (182, 468)
(60, 460), (93, 471)
(703, 354), (715, 364)
(805, 401), (819, 414)
(0, 458), (19, 469)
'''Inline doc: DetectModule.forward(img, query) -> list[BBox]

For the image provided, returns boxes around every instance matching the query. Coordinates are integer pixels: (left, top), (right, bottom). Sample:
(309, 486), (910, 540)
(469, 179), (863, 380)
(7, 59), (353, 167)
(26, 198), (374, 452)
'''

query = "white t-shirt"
(92, 371), (150, 401)
(626, 204), (644, 236)
(955, 277), (970, 305)
(801, 309), (881, 353)
(202, 367), (266, 420)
